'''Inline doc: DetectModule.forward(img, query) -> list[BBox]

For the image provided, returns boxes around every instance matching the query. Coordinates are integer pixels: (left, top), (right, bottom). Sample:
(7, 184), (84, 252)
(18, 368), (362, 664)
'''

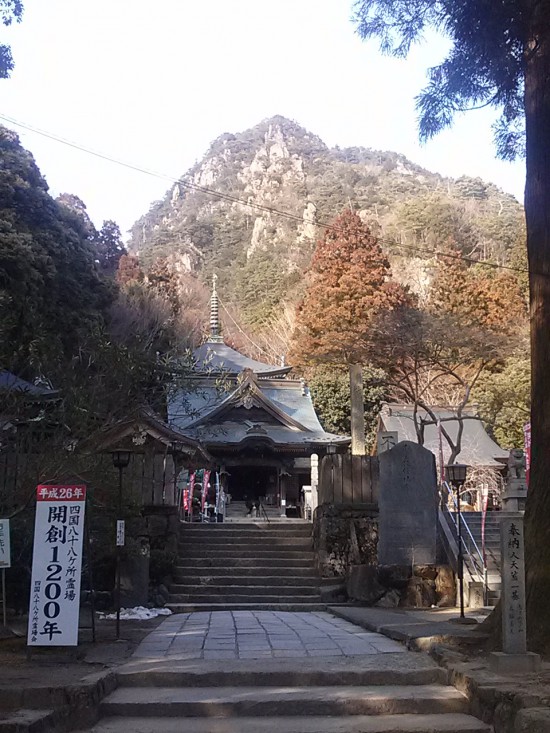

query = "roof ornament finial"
(209, 273), (223, 342)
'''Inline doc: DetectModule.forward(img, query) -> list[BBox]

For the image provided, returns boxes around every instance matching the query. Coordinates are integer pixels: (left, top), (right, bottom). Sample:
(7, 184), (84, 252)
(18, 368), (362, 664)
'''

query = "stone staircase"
(169, 522), (324, 611)
(91, 656), (490, 733)
(439, 510), (502, 606)
(460, 511), (502, 606)
(224, 500), (285, 521)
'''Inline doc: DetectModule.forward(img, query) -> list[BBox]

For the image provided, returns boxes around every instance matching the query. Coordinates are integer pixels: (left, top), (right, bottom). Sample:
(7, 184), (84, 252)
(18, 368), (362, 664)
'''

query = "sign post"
(0, 519), (11, 626)
(490, 453), (540, 673)
(27, 485), (86, 647)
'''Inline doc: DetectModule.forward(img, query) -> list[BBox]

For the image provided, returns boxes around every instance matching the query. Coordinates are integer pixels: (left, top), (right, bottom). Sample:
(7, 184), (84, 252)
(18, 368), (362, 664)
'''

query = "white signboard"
(28, 485), (86, 646)
(116, 520), (125, 547)
(0, 519), (10, 568)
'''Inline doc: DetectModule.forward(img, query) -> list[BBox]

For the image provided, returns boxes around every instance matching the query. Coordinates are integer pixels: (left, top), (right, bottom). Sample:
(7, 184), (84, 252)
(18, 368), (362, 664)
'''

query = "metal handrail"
(441, 481), (487, 588)
(258, 499), (270, 524)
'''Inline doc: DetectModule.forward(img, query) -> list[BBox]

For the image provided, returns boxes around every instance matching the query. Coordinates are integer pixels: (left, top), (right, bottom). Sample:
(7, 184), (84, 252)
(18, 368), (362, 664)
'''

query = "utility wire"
(0, 112), (530, 277)
(217, 296), (270, 358)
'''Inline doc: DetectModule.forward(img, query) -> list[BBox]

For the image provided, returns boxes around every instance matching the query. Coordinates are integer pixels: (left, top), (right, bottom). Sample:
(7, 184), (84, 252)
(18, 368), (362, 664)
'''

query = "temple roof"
(82, 407), (213, 463)
(193, 341), (291, 377)
(379, 403), (508, 468)
(0, 370), (59, 399)
(176, 276), (348, 452)
(168, 370), (349, 451)
(194, 275), (291, 377)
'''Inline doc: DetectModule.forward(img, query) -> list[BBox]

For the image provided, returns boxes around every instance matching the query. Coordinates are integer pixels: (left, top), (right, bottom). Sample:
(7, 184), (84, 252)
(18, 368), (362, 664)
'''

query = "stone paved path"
(133, 610), (406, 661)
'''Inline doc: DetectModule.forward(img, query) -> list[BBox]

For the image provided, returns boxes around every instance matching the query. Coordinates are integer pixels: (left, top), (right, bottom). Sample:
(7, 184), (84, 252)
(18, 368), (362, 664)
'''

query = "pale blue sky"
(1, 0), (525, 236)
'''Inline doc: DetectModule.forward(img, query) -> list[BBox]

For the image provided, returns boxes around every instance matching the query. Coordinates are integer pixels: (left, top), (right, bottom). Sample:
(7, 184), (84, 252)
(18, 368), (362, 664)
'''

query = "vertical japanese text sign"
(500, 513), (527, 654)
(0, 519), (10, 568)
(28, 485), (86, 647)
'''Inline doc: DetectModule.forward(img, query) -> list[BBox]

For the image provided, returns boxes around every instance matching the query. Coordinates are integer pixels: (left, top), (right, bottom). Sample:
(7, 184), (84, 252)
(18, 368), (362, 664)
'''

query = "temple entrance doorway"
(226, 465), (278, 504)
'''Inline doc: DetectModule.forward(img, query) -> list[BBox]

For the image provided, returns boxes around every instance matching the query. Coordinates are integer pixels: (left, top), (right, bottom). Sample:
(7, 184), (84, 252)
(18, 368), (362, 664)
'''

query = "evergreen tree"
(307, 364), (387, 447)
(56, 193), (97, 240)
(94, 220), (126, 275)
(0, 0), (23, 78)
(291, 208), (407, 365)
(0, 126), (112, 375)
(353, 0), (550, 651)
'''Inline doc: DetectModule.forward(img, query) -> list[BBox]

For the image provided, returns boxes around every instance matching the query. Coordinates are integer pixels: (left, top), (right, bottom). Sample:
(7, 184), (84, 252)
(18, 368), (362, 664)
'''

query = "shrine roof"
(193, 341), (291, 377)
(0, 370), (58, 399)
(379, 403), (508, 468)
(168, 377), (349, 449)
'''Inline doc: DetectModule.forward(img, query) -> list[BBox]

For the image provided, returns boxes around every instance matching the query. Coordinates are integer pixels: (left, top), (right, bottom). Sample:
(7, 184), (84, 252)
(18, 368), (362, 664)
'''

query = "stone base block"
(346, 564), (384, 603)
(489, 651), (541, 674)
(467, 581), (485, 609)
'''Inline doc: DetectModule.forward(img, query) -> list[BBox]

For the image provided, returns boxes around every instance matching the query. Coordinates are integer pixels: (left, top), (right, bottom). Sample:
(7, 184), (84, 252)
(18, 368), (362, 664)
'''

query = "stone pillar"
(310, 453), (319, 514)
(349, 364), (365, 456)
(302, 486), (312, 520)
(489, 505), (540, 672)
(280, 472), (287, 517)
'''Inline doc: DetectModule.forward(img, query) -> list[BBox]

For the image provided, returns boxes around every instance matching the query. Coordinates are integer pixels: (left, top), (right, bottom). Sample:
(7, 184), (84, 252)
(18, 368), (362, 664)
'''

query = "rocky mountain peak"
(128, 116), (524, 329)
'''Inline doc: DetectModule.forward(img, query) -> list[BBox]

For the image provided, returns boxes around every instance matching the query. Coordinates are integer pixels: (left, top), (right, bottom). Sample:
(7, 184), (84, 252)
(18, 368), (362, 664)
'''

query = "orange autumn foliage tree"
(290, 209), (408, 366)
(428, 244), (528, 332)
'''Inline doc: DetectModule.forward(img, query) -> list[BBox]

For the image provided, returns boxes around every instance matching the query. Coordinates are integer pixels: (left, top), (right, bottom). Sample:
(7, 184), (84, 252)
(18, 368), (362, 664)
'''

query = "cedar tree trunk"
(523, 3), (550, 654)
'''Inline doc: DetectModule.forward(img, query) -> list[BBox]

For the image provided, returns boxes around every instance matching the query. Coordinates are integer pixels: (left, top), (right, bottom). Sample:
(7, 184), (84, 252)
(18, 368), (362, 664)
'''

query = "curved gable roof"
(380, 403), (508, 467)
(193, 341), (291, 377)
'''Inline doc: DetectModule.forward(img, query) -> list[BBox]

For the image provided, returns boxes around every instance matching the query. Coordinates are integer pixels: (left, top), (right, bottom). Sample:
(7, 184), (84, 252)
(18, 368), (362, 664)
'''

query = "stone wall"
(313, 504), (378, 578)
(346, 563), (456, 608)
(120, 507), (179, 608)
(313, 502), (455, 608)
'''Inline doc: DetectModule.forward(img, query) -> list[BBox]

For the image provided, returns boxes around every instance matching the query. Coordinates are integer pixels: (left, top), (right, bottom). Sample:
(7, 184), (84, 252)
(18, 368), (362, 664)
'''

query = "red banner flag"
(201, 470), (211, 511)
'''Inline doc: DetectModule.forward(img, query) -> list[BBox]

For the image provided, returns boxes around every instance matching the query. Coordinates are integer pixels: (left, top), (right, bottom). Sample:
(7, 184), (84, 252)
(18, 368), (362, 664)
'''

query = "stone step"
(181, 523), (311, 533)
(178, 535), (312, 546)
(167, 602), (328, 613)
(226, 501), (282, 510)
(177, 547), (315, 559)
(223, 518), (308, 525)
(176, 558), (315, 569)
(100, 684), (468, 718)
(170, 585), (320, 599)
(0, 708), (57, 733)
(171, 575), (319, 587)
(168, 594), (322, 604)
(180, 527), (312, 536)
(87, 713), (491, 733)
(117, 664), (446, 689)
(174, 566), (318, 578)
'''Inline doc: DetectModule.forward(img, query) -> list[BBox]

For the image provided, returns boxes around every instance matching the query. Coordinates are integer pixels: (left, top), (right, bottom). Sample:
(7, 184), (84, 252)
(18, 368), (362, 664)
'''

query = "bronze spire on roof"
(209, 274), (223, 343)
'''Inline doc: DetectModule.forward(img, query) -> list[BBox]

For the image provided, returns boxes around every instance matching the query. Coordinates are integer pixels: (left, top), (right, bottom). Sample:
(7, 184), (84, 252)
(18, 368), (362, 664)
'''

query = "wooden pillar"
(349, 363), (365, 456)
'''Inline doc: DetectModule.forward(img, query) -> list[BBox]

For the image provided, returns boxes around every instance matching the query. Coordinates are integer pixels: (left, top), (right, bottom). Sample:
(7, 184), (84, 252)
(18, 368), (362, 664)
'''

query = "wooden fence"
(318, 454), (379, 506)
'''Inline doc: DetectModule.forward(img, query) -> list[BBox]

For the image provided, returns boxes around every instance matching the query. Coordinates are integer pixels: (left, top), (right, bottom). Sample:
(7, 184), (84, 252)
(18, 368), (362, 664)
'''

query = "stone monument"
(378, 441), (438, 566)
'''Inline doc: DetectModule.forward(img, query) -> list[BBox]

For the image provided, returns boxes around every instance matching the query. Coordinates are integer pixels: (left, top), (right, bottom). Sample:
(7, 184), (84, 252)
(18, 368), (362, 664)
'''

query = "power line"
(0, 112), (530, 277)
(217, 296), (270, 359)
